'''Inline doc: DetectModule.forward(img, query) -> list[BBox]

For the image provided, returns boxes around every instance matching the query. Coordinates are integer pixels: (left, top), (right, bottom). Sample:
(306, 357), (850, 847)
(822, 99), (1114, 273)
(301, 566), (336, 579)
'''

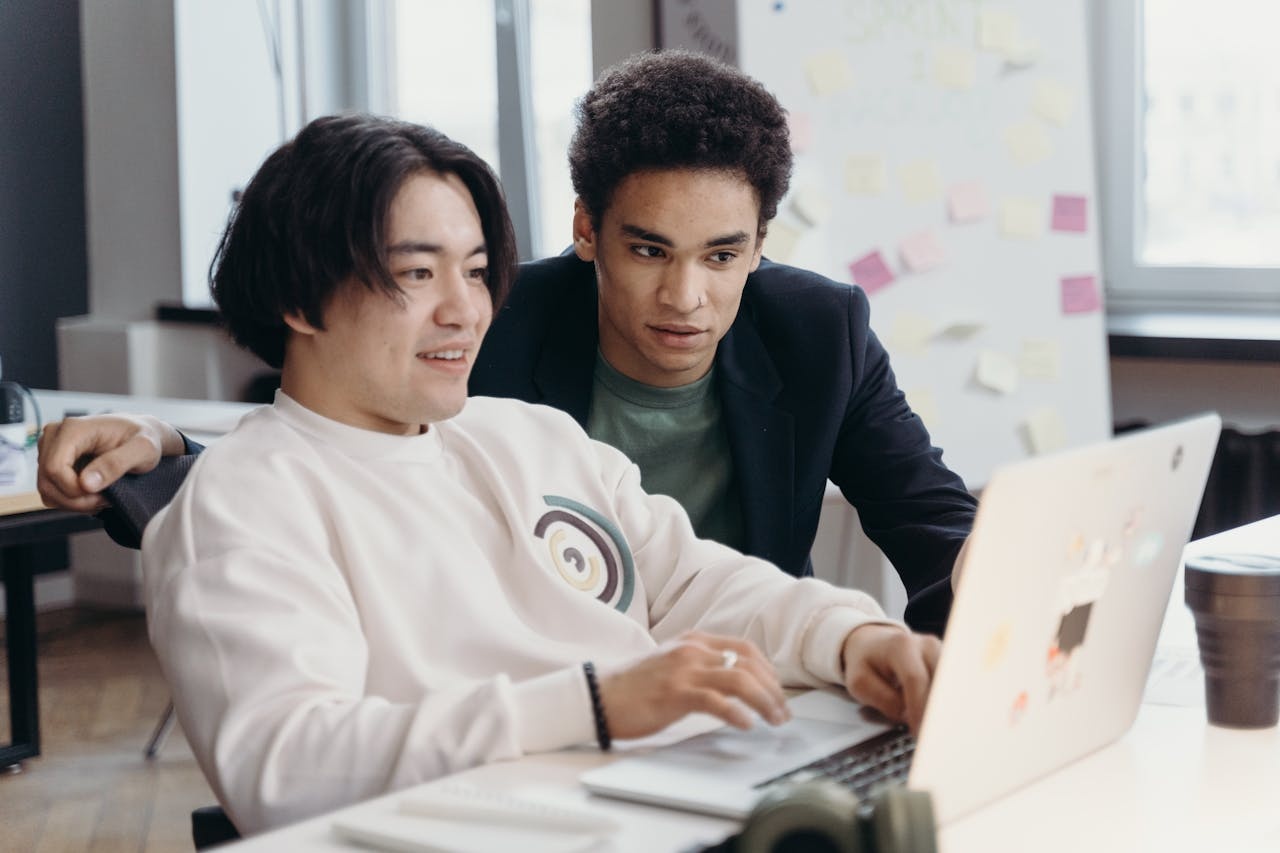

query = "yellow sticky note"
(891, 312), (934, 357)
(976, 350), (1019, 395)
(978, 9), (1020, 53)
(1004, 120), (1053, 165)
(900, 159), (941, 203)
(934, 46), (976, 90)
(1003, 37), (1040, 68)
(789, 186), (831, 227)
(806, 52), (854, 96)
(1001, 197), (1043, 239)
(904, 387), (940, 429)
(763, 220), (803, 263)
(1020, 339), (1061, 380)
(983, 621), (1013, 671)
(1032, 80), (1074, 126)
(1025, 406), (1067, 454)
(845, 154), (886, 195)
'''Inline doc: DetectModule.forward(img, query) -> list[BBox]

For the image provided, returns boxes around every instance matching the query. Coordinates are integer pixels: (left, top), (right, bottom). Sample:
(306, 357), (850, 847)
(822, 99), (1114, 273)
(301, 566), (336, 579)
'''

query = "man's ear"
(748, 228), (766, 273)
(571, 199), (598, 262)
(283, 311), (320, 336)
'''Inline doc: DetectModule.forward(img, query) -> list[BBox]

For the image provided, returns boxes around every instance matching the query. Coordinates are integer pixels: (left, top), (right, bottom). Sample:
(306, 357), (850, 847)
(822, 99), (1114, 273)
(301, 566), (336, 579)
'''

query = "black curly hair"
(568, 49), (793, 231)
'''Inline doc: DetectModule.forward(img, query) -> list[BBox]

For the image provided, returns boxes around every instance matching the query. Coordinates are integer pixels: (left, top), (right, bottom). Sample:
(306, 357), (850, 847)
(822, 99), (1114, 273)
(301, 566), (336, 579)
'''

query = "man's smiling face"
(574, 168), (764, 388)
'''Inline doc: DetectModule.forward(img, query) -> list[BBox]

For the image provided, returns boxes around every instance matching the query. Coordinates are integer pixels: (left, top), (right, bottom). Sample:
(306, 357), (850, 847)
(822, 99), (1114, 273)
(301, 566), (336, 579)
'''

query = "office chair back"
(100, 454), (241, 849)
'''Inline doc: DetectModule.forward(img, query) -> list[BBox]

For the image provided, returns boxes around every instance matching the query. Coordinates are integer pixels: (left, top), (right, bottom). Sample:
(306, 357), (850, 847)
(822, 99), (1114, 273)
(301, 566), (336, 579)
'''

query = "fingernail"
(83, 471), (103, 491)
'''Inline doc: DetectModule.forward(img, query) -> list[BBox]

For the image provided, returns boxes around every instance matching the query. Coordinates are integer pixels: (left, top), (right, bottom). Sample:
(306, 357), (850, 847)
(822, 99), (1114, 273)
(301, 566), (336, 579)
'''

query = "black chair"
(101, 455), (241, 849)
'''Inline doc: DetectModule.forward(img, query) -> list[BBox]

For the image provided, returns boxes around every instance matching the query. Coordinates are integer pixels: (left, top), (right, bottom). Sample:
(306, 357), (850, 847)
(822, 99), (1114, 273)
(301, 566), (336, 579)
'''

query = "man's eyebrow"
(619, 225), (752, 249)
(386, 242), (487, 257)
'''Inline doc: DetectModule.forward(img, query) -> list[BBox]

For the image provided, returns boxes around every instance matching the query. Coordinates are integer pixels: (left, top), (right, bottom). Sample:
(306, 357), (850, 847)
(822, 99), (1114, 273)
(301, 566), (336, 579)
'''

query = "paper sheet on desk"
(1143, 646), (1204, 707)
(333, 811), (604, 853)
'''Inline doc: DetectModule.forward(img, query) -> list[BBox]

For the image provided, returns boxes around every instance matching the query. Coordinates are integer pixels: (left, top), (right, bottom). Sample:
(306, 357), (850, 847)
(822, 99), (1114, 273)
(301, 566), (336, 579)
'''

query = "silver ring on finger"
(720, 649), (738, 670)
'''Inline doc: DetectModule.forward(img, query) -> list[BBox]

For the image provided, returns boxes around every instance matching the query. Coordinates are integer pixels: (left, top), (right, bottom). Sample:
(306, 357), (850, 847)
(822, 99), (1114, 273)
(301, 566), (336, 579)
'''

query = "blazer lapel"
(717, 317), (795, 566)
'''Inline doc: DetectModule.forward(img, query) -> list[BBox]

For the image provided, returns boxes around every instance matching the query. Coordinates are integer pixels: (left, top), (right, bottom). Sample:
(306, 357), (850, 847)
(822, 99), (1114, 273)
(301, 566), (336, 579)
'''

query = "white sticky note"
(1020, 339), (1061, 380)
(806, 52), (854, 96)
(934, 46), (976, 90)
(900, 159), (942, 202)
(763, 220), (803, 263)
(1001, 197), (1043, 239)
(789, 187), (831, 227)
(891, 312), (934, 357)
(978, 9), (1020, 53)
(1025, 406), (1067, 454)
(899, 230), (945, 273)
(1032, 80), (1075, 126)
(1004, 120), (1053, 165)
(904, 388), (941, 429)
(976, 350), (1019, 395)
(845, 154), (887, 195)
(935, 318), (985, 340)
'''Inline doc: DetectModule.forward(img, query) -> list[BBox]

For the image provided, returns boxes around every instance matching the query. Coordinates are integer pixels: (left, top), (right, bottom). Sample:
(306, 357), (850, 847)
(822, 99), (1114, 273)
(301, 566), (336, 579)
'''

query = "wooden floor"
(0, 607), (216, 852)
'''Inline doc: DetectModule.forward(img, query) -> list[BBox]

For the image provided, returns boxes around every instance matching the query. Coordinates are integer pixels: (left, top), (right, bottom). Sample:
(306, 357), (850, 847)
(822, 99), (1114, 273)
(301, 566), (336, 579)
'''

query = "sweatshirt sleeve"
(141, 450), (594, 835)
(596, 441), (907, 688)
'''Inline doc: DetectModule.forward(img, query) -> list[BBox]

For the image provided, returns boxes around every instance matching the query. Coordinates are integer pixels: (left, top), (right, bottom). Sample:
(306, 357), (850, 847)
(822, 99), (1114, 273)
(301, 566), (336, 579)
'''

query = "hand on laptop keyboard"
(840, 625), (941, 733)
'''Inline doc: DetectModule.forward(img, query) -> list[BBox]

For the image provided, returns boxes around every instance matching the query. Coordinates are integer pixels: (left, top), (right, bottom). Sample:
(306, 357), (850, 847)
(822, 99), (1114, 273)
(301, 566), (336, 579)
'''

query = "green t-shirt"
(586, 353), (745, 551)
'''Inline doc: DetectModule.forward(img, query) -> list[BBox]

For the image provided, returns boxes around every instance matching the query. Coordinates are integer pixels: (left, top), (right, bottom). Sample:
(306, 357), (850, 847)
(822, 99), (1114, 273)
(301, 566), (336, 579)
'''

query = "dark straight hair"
(211, 114), (517, 368)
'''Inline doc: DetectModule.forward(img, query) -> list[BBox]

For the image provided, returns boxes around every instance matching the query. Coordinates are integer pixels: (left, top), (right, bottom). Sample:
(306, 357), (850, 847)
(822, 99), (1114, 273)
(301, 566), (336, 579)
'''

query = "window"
(1094, 0), (1280, 311)
(385, 1), (592, 259)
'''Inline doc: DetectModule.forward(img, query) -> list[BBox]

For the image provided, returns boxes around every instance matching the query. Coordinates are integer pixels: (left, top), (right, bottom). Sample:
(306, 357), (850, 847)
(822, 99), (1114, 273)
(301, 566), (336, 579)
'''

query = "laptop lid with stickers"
(581, 413), (1221, 824)
(907, 411), (1221, 820)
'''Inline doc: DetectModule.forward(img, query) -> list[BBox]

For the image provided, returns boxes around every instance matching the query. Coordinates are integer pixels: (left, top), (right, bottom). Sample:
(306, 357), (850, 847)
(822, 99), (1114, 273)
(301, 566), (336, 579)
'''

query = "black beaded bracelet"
(582, 661), (612, 751)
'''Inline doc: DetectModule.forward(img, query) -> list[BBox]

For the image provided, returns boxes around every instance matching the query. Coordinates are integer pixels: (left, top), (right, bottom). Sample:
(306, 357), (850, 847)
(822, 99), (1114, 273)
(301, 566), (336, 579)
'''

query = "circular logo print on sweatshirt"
(534, 496), (635, 612)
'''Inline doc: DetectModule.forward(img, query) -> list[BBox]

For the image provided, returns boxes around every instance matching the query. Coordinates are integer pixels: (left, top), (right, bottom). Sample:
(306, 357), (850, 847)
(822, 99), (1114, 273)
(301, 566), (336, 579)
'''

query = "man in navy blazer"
(38, 51), (974, 636)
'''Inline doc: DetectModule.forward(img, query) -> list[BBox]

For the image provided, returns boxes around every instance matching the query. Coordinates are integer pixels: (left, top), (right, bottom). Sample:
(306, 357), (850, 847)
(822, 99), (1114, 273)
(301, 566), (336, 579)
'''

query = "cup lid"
(1185, 553), (1280, 596)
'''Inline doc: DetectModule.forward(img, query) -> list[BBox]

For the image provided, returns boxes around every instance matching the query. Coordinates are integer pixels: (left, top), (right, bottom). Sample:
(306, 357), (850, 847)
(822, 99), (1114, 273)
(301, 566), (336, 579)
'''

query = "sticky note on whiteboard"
(904, 387), (941, 429)
(1004, 121), (1053, 165)
(849, 250), (895, 294)
(899, 230), (945, 273)
(934, 46), (976, 90)
(891, 312), (934, 356)
(1051, 194), (1088, 233)
(900, 159), (942, 202)
(978, 9), (1020, 53)
(1020, 339), (1061, 380)
(1025, 406), (1068, 454)
(1033, 80), (1075, 125)
(845, 154), (887, 195)
(806, 52), (854, 95)
(1001, 197), (1043, 239)
(790, 187), (832, 227)
(975, 350), (1019, 395)
(1061, 275), (1101, 314)
(947, 181), (988, 223)
(763, 220), (803, 263)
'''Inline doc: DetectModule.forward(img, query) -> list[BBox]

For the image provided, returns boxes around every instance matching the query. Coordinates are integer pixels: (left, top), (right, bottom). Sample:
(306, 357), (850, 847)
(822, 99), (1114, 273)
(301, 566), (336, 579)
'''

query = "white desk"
(0, 389), (258, 515)
(224, 516), (1280, 853)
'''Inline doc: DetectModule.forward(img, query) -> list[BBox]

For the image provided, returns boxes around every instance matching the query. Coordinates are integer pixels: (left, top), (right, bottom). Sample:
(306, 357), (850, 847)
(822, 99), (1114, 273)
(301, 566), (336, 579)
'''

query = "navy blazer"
(470, 254), (976, 635)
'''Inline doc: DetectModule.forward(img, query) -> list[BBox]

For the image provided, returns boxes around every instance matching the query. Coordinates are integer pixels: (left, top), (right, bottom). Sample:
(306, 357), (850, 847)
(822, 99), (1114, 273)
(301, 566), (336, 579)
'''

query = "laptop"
(581, 413), (1221, 824)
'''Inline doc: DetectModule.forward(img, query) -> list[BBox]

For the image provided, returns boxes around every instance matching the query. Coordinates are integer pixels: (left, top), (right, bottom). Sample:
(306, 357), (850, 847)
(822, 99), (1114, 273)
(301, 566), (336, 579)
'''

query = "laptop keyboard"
(754, 726), (916, 801)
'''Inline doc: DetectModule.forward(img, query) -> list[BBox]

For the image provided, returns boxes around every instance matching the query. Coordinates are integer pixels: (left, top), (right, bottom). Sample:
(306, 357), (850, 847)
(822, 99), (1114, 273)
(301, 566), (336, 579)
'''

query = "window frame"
(1093, 0), (1280, 314)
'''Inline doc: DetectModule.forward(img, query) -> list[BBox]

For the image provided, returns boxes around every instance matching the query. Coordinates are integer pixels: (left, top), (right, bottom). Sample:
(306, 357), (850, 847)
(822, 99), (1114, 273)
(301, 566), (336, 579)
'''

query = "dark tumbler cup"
(1184, 553), (1280, 729)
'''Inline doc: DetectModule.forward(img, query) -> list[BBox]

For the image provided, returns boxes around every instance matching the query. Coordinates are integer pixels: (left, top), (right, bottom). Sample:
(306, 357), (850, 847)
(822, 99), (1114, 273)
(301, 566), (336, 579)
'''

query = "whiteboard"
(666, 0), (1112, 487)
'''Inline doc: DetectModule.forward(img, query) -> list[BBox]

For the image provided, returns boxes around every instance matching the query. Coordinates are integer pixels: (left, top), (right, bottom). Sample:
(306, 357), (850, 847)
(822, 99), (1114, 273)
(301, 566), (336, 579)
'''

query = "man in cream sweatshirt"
(138, 114), (940, 835)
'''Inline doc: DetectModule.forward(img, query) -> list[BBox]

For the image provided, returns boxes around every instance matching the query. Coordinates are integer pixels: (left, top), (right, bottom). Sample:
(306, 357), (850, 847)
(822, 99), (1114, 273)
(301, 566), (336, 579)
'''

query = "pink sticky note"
(1061, 274), (1100, 314)
(1051, 194), (1088, 233)
(899, 230), (945, 273)
(788, 112), (813, 154)
(947, 181), (988, 223)
(849, 250), (895, 294)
